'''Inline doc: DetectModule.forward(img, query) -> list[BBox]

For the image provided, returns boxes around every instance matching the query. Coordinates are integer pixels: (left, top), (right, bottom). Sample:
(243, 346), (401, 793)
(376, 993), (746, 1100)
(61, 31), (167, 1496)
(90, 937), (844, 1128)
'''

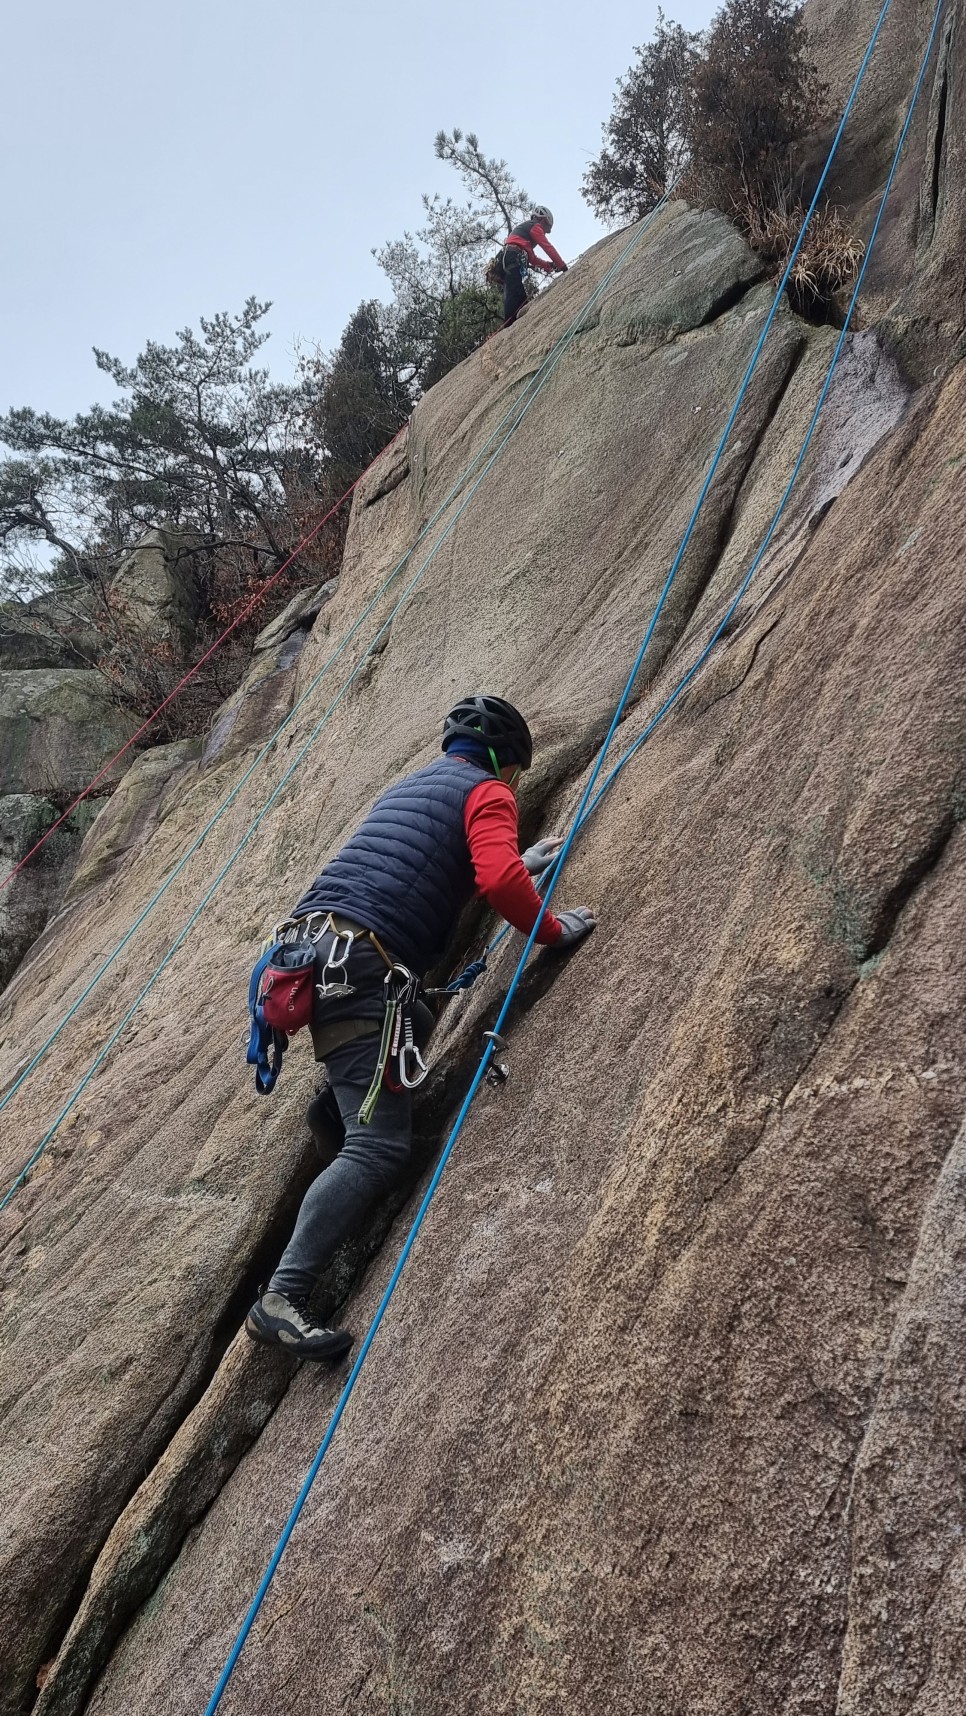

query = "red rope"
(1, 426), (408, 893)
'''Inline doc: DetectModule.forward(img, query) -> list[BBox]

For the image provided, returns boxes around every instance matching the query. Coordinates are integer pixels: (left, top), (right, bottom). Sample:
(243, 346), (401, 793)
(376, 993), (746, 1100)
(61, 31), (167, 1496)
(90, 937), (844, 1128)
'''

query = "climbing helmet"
(442, 695), (533, 769)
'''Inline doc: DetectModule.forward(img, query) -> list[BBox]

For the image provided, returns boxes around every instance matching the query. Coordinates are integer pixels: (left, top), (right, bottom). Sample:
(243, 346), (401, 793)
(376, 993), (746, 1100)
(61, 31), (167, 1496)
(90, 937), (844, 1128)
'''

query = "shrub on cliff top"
(686, 0), (827, 217)
(584, 0), (828, 230)
(584, 2), (859, 319)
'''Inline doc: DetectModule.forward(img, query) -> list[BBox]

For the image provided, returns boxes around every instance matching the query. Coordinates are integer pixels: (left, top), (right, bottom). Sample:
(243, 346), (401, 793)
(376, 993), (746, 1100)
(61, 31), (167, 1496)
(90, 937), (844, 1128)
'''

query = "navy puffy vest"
(292, 755), (488, 974)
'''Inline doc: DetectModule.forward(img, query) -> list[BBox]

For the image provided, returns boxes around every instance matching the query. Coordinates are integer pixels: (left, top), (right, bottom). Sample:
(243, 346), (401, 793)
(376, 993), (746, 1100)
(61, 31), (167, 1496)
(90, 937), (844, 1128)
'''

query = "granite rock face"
(1, 9), (965, 1713)
(107, 527), (204, 659)
(805, 0), (965, 378)
(202, 580), (338, 768)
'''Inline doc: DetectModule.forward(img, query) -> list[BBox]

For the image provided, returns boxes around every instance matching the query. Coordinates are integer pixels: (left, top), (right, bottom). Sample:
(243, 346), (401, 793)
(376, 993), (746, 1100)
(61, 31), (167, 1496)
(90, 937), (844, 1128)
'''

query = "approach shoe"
(245, 1290), (354, 1362)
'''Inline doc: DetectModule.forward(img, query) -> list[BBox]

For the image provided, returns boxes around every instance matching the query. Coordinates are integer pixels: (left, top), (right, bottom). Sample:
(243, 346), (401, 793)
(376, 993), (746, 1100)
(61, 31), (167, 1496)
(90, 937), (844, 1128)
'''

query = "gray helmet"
(531, 205), (553, 231)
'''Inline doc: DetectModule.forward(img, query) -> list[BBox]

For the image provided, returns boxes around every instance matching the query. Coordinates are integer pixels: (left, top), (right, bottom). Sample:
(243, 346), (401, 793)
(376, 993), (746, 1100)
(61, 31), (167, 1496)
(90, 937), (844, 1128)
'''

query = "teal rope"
(205, 5), (905, 1705)
(0, 200), (670, 1209)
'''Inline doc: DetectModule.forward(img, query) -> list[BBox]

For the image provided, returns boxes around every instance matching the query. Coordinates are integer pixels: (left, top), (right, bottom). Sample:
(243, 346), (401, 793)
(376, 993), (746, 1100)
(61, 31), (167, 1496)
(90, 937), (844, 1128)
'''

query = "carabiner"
(483, 1029), (510, 1088)
(397, 1040), (429, 1089)
(317, 927), (356, 998)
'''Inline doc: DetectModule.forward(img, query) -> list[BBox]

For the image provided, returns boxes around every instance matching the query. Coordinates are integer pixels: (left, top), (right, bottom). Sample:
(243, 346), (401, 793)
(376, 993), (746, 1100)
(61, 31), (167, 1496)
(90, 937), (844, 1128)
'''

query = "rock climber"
(246, 695), (596, 1361)
(502, 206), (568, 326)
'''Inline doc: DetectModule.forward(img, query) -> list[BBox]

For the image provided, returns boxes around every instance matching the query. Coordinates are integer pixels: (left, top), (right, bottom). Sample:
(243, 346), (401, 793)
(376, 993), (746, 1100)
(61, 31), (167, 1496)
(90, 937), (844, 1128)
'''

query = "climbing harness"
(205, 4), (941, 1703)
(246, 913), (397, 1097)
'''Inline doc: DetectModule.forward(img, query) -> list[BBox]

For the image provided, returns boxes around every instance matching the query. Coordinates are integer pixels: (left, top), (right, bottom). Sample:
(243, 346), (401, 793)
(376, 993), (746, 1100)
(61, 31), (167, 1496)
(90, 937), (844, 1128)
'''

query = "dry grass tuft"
(740, 192), (864, 318)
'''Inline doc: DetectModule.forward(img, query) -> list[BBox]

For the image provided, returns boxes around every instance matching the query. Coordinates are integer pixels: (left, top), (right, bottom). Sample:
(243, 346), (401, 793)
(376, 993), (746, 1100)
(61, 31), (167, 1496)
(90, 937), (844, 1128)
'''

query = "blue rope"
(205, 6), (906, 1705)
(0, 202), (671, 1211)
(578, 0), (945, 835)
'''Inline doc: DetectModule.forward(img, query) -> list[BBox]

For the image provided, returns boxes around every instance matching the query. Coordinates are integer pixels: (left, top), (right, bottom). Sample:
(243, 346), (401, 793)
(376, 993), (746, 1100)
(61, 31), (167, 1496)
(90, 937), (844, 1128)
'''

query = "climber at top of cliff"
(245, 694), (597, 1361)
(502, 206), (568, 326)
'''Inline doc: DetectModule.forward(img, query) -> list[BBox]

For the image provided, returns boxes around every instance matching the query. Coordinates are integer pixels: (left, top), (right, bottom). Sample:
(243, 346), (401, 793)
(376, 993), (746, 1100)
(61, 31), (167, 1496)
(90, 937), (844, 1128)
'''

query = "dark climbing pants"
(269, 1029), (413, 1301)
(503, 250), (529, 324)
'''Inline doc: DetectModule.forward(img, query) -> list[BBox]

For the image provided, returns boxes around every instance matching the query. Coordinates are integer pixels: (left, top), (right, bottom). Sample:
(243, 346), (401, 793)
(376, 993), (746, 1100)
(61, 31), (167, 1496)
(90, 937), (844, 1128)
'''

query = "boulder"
(595, 202), (765, 337)
(251, 579), (338, 656)
(202, 581), (338, 767)
(0, 670), (136, 798)
(0, 587), (100, 672)
(109, 527), (204, 657)
(64, 740), (202, 902)
(0, 796), (97, 991)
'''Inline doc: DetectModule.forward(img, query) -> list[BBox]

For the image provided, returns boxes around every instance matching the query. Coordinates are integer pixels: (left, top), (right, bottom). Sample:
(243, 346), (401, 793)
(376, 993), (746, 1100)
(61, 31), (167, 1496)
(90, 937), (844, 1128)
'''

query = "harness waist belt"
(311, 1014), (379, 1061)
(277, 910), (399, 970)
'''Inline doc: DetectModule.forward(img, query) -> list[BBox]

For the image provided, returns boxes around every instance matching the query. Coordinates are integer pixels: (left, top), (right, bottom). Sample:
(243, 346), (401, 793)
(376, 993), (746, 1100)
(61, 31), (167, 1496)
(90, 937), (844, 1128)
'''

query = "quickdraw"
(358, 963), (430, 1124)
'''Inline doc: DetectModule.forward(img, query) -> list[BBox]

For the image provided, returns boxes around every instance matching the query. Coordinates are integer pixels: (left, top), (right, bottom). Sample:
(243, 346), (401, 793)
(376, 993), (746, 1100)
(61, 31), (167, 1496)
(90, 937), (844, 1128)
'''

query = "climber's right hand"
(522, 836), (564, 875)
(553, 907), (596, 949)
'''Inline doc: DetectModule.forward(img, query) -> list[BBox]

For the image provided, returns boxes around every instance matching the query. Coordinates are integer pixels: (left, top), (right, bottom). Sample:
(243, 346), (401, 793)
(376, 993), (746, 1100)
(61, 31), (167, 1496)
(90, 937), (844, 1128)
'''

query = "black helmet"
(442, 694), (533, 769)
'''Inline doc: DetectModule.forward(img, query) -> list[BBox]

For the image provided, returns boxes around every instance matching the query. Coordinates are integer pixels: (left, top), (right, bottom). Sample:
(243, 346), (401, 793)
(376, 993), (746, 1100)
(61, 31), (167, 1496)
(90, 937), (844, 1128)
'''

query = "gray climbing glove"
(552, 907), (597, 949)
(522, 836), (564, 875)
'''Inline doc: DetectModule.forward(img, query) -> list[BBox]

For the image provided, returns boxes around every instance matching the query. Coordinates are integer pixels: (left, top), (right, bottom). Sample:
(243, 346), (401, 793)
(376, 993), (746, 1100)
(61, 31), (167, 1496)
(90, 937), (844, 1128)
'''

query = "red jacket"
(463, 776), (562, 944)
(505, 220), (566, 276)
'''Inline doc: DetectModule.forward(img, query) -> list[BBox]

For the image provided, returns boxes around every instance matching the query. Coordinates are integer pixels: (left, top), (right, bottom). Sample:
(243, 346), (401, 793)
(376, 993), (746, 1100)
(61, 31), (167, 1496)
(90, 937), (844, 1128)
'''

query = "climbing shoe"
(245, 1290), (354, 1362)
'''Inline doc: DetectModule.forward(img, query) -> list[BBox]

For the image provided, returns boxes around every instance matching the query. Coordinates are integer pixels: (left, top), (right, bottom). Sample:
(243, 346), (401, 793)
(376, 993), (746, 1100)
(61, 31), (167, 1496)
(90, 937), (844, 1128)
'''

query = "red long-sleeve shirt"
(463, 776), (563, 945)
(506, 222), (566, 275)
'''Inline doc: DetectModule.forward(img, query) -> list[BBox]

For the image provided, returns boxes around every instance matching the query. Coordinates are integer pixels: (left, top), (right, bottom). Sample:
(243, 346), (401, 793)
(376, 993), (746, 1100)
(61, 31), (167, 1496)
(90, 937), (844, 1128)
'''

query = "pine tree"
(583, 11), (699, 226)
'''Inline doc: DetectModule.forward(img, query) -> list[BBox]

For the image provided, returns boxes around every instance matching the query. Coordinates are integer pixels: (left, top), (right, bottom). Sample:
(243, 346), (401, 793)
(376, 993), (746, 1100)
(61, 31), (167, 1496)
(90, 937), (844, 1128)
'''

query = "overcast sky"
(2, 0), (716, 419)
